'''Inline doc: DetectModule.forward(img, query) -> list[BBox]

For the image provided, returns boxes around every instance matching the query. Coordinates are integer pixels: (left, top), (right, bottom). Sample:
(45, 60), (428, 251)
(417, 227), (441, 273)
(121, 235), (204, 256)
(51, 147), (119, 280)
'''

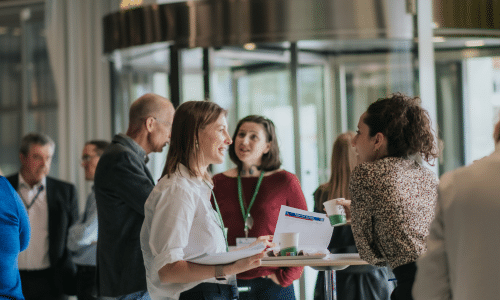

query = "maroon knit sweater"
(212, 170), (307, 287)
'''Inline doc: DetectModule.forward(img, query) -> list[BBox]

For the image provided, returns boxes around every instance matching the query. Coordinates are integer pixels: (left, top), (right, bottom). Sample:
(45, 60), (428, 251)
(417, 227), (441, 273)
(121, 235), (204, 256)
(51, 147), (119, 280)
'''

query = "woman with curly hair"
(313, 132), (394, 300)
(338, 93), (440, 300)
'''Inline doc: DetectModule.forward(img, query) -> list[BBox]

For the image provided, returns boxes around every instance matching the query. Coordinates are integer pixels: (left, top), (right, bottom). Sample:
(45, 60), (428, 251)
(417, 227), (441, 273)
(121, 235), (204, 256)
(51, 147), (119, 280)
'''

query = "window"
(0, 4), (58, 176)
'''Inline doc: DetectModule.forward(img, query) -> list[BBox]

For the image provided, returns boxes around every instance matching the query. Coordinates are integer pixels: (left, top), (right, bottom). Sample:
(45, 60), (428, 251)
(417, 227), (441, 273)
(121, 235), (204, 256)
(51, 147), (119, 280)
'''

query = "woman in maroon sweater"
(212, 115), (307, 300)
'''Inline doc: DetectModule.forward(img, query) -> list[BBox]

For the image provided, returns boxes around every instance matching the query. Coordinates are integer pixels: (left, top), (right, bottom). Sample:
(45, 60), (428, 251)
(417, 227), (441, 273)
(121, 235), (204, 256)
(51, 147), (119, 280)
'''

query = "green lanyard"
(210, 189), (229, 252)
(237, 171), (265, 235)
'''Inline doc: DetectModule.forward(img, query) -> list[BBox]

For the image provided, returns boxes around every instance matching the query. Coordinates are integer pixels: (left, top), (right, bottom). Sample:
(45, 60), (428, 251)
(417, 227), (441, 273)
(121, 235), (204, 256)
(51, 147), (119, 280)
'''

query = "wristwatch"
(215, 265), (226, 280)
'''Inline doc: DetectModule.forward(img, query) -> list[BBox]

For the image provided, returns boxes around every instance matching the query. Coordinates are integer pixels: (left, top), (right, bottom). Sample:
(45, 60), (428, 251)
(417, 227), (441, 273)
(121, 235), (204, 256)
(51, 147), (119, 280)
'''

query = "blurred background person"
(0, 176), (30, 300)
(313, 131), (394, 300)
(7, 133), (79, 300)
(141, 101), (272, 300)
(212, 115), (307, 300)
(339, 94), (440, 300)
(67, 140), (109, 300)
(413, 118), (500, 300)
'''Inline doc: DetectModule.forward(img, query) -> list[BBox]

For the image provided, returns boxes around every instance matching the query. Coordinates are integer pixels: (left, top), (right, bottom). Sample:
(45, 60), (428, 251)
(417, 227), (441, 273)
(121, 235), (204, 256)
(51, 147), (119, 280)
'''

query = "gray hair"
(20, 133), (55, 155)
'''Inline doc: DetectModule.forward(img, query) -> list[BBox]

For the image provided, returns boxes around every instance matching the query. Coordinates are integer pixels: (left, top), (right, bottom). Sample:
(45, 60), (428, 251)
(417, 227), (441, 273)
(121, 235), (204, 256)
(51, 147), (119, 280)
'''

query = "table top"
(260, 253), (368, 270)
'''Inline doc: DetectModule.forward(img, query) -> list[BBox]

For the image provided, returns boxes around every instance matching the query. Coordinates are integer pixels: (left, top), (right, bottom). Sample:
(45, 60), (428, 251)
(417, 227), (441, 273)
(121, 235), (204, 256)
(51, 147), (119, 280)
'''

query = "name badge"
(236, 237), (257, 248)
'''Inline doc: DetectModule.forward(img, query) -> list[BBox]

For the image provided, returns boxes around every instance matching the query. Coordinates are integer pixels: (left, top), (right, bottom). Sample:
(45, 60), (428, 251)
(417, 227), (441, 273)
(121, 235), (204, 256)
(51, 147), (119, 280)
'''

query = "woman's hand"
(250, 235), (275, 249)
(226, 252), (265, 275)
(336, 199), (352, 224)
(232, 235), (275, 252)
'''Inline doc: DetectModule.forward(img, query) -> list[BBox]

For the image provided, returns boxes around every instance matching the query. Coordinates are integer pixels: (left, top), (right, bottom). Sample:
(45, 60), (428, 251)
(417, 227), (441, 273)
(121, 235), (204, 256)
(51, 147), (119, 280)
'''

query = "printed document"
(272, 205), (333, 253)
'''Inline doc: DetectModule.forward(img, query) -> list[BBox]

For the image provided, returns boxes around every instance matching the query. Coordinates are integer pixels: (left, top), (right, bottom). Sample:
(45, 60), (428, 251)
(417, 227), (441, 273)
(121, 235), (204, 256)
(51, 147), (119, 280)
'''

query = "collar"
(18, 173), (46, 191)
(113, 133), (149, 163)
(177, 163), (212, 189)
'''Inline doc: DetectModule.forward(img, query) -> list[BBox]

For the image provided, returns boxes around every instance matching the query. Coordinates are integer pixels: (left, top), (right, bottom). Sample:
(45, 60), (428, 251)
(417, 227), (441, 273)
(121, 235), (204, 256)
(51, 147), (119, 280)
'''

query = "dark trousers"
(76, 265), (98, 300)
(179, 283), (235, 300)
(19, 268), (67, 300)
(314, 265), (394, 300)
(237, 278), (295, 300)
(391, 262), (416, 300)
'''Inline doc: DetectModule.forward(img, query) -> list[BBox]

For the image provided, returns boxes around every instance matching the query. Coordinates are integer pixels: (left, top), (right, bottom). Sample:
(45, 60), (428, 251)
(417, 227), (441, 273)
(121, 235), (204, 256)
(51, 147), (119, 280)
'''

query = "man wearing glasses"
(94, 93), (175, 300)
(67, 140), (110, 300)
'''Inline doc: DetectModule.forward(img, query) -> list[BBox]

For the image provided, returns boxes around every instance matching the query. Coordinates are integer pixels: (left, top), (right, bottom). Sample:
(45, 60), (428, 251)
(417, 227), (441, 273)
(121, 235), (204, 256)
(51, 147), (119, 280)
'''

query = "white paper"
(185, 242), (266, 265)
(272, 205), (333, 252)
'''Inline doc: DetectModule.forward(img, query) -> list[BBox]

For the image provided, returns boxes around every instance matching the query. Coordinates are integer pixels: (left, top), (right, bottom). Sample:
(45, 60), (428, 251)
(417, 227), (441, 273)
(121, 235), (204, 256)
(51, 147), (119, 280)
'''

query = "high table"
(261, 253), (368, 300)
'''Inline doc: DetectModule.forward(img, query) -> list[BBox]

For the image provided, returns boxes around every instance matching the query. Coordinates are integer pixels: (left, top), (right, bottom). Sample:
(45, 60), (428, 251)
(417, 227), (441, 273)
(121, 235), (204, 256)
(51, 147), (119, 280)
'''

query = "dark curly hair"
(364, 93), (439, 164)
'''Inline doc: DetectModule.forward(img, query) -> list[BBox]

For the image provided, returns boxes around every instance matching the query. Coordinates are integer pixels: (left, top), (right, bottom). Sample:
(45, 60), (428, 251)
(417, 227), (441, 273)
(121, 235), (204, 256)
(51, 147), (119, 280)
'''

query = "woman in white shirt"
(141, 101), (273, 300)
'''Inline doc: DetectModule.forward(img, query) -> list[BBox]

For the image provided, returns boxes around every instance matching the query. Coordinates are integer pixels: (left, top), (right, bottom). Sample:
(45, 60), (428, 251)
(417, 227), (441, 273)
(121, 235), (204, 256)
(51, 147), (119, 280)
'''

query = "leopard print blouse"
(349, 157), (438, 269)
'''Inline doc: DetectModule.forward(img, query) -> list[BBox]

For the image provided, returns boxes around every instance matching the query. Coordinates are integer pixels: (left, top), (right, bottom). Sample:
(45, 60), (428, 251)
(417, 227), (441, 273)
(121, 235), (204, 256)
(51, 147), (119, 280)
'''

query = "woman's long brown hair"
(315, 131), (357, 212)
(161, 101), (226, 181)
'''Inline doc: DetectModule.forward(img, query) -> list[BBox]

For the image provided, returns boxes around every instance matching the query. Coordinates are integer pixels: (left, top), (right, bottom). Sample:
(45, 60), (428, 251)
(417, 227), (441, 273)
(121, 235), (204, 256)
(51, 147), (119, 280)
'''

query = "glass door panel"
(0, 4), (58, 176)
(298, 65), (325, 211)
(297, 64), (326, 300)
(463, 56), (500, 164)
(181, 48), (204, 103)
(435, 61), (464, 173)
(435, 47), (500, 173)
(0, 113), (21, 175)
(0, 7), (22, 175)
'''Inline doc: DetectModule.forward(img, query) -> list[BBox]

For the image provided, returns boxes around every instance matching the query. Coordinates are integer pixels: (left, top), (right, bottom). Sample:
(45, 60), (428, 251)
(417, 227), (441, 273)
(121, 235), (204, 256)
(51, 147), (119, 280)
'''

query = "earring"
(195, 140), (199, 149)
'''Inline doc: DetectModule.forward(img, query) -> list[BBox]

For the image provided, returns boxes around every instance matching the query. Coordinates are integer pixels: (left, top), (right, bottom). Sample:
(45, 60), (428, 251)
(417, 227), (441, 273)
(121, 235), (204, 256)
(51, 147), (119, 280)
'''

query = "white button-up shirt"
(141, 164), (228, 300)
(18, 174), (50, 270)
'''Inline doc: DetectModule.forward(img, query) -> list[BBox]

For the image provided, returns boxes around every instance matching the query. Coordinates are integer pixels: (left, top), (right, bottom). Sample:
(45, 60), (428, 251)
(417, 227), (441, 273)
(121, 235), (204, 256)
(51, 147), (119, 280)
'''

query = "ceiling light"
(120, 0), (143, 10)
(465, 40), (485, 47)
(243, 43), (256, 51)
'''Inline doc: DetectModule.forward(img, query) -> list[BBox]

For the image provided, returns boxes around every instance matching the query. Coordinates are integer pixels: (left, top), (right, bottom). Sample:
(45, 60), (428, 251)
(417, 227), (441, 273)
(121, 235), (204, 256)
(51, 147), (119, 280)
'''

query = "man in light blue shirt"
(68, 140), (109, 300)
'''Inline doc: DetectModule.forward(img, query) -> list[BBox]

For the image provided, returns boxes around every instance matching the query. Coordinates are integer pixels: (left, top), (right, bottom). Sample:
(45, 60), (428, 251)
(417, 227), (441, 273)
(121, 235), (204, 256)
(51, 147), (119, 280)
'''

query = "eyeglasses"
(81, 154), (99, 162)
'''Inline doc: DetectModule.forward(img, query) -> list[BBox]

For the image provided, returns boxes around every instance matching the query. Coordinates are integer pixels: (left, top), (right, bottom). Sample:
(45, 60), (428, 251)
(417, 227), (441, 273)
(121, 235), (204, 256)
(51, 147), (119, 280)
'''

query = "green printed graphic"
(329, 214), (346, 226)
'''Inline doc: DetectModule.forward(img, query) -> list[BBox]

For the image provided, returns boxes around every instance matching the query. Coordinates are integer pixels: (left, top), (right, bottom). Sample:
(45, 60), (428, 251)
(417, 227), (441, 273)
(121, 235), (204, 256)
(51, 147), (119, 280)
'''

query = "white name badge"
(236, 237), (257, 248)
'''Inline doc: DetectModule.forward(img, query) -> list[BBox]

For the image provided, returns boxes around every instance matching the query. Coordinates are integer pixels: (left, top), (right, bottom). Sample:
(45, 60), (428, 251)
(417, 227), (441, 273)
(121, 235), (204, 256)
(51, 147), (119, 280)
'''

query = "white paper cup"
(278, 232), (299, 256)
(323, 198), (347, 227)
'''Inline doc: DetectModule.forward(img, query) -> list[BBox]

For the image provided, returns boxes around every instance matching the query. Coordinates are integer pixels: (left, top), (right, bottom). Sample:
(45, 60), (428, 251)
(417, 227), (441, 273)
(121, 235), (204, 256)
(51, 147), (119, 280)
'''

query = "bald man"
(94, 94), (174, 300)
